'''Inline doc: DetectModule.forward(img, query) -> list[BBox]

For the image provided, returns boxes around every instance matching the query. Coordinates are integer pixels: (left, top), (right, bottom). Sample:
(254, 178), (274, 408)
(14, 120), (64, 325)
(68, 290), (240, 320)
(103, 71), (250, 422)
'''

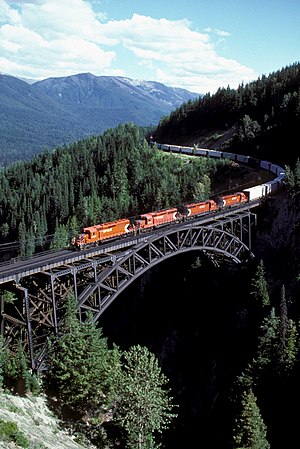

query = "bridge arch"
(0, 209), (255, 370)
(77, 224), (254, 323)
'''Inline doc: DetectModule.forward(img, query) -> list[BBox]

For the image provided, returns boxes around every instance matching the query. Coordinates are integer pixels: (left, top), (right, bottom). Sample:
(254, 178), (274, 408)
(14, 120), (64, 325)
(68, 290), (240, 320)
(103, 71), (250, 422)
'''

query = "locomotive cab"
(73, 232), (89, 250)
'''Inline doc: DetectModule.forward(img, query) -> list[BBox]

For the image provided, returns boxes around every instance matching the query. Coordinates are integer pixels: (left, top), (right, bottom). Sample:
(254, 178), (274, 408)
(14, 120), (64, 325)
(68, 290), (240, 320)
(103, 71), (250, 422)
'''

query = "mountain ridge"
(0, 72), (200, 166)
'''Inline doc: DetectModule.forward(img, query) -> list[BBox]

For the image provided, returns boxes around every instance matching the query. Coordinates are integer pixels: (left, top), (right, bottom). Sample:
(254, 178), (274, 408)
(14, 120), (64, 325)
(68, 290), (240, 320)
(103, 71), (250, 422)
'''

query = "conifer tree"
(18, 220), (27, 258)
(233, 389), (270, 449)
(250, 260), (270, 307)
(3, 341), (39, 395)
(277, 284), (298, 372)
(50, 221), (70, 249)
(80, 312), (122, 413)
(48, 295), (90, 410)
(49, 296), (121, 417)
(255, 307), (279, 369)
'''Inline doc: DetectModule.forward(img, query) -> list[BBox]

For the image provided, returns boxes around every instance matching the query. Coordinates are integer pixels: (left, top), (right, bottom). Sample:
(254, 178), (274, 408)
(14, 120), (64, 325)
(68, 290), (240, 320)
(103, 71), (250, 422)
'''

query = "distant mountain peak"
(0, 72), (201, 166)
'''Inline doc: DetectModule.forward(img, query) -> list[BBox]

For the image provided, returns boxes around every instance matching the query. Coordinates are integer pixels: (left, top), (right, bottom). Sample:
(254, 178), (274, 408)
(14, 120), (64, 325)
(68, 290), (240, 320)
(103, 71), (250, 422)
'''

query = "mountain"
(0, 72), (200, 166)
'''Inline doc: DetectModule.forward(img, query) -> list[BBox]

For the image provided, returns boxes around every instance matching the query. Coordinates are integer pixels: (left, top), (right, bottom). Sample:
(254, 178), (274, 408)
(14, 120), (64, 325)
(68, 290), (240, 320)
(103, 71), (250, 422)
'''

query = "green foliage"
(48, 295), (121, 415)
(285, 158), (300, 196)
(0, 122), (225, 255)
(250, 260), (270, 307)
(238, 115), (261, 142)
(255, 307), (280, 370)
(50, 221), (70, 250)
(1, 290), (17, 304)
(3, 340), (40, 396)
(48, 297), (177, 449)
(0, 418), (30, 448)
(233, 389), (270, 449)
(115, 344), (177, 449)
(277, 285), (298, 372)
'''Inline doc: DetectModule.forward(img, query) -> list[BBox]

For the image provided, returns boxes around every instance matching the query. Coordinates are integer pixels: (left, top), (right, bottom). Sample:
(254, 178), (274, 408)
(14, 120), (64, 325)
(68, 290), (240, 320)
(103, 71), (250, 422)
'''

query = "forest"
(154, 61), (300, 168)
(0, 122), (232, 260)
(0, 62), (300, 449)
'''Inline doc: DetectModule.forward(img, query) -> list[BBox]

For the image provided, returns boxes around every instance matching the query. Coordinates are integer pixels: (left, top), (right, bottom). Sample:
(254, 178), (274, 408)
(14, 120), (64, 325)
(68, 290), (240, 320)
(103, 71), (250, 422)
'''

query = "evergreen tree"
(233, 389), (270, 449)
(18, 220), (27, 258)
(81, 312), (122, 413)
(115, 345), (177, 449)
(48, 296), (121, 417)
(250, 260), (270, 307)
(48, 295), (90, 410)
(3, 341), (38, 395)
(255, 307), (279, 370)
(277, 284), (298, 372)
(50, 221), (70, 250)
(0, 223), (9, 240)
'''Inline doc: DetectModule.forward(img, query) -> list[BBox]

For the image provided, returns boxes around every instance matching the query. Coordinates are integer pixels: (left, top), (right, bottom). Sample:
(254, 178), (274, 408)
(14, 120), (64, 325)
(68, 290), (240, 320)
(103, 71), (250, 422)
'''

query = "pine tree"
(48, 296), (121, 417)
(18, 220), (27, 258)
(3, 341), (34, 395)
(48, 295), (90, 410)
(277, 285), (298, 372)
(250, 260), (270, 307)
(80, 312), (122, 413)
(50, 221), (70, 249)
(233, 389), (270, 449)
(255, 307), (279, 370)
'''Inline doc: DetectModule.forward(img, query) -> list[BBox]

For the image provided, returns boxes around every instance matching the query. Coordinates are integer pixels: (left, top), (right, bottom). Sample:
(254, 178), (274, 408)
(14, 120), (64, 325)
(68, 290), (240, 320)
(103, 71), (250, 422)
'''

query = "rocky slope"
(0, 392), (92, 449)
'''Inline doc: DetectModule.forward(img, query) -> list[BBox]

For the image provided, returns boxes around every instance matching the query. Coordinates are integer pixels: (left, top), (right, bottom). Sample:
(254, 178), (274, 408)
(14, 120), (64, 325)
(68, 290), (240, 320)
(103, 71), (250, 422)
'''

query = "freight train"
(72, 144), (285, 250)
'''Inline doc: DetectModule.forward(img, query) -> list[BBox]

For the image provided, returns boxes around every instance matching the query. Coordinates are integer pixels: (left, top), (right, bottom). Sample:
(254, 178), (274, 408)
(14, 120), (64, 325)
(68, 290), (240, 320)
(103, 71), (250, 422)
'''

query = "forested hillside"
(0, 123), (230, 259)
(0, 72), (199, 167)
(154, 61), (300, 167)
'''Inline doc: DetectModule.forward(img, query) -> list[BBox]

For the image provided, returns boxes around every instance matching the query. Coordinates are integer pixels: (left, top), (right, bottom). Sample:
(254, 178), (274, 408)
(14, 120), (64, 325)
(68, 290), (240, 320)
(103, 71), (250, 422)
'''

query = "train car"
(243, 185), (264, 201)
(185, 199), (217, 217)
(222, 152), (237, 161)
(236, 154), (250, 164)
(206, 149), (222, 158)
(195, 148), (210, 156)
(73, 218), (132, 249)
(139, 207), (180, 230)
(219, 192), (248, 207)
(180, 146), (192, 155)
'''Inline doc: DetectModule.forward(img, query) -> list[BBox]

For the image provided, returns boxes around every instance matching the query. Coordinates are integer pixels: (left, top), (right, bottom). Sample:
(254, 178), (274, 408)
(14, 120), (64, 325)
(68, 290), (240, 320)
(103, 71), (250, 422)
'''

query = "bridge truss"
(0, 209), (256, 370)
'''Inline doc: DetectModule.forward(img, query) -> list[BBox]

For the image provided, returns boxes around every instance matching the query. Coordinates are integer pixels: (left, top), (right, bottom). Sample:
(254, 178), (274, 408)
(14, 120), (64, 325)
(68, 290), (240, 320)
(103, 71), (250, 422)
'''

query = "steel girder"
(0, 211), (255, 370)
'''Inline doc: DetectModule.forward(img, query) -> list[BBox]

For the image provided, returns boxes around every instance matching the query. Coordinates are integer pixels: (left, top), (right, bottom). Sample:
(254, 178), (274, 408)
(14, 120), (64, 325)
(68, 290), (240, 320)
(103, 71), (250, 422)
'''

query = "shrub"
(0, 418), (30, 448)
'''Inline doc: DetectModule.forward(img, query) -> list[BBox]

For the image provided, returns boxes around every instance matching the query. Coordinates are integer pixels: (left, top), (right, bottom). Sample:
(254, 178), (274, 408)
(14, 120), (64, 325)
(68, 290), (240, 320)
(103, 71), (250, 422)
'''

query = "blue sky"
(0, 0), (299, 94)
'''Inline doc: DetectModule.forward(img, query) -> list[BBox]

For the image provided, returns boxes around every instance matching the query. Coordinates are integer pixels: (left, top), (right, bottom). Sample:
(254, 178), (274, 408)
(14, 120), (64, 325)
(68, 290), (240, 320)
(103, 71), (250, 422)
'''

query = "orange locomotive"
(72, 192), (249, 250)
(138, 207), (181, 228)
(218, 192), (248, 208)
(185, 199), (218, 217)
(73, 218), (134, 250)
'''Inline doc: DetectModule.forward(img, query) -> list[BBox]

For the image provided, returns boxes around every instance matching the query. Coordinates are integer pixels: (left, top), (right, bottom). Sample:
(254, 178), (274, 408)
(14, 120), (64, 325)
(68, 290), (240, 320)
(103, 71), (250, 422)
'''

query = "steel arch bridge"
(76, 220), (253, 321)
(0, 208), (255, 370)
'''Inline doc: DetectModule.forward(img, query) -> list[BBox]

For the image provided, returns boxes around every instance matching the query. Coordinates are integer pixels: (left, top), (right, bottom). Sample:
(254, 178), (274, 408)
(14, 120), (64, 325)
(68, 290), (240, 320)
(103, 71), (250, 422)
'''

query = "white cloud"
(0, 0), (257, 92)
(203, 27), (230, 37)
(104, 13), (256, 92)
